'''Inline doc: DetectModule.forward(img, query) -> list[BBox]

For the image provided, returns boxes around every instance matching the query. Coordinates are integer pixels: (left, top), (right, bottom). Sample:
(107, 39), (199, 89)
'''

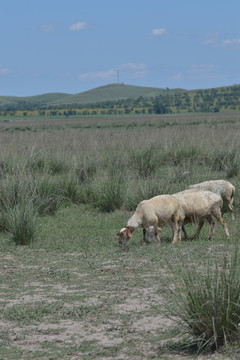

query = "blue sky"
(1, 0), (240, 96)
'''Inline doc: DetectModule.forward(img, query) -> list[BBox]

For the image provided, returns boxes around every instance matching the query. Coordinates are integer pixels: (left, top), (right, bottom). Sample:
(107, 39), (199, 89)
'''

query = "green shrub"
(164, 245), (240, 353)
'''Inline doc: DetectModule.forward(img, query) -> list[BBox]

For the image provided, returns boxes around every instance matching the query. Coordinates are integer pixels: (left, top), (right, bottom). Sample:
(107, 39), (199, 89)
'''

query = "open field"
(0, 113), (240, 359)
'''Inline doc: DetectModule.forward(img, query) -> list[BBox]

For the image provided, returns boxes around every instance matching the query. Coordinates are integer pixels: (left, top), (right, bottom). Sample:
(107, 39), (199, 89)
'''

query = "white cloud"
(221, 38), (240, 47)
(204, 32), (220, 45)
(80, 69), (116, 80)
(69, 21), (89, 31)
(204, 33), (240, 48)
(187, 64), (227, 81)
(152, 28), (166, 36)
(169, 72), (182, 82)
(40, 23), (55, 33)
(188, 64), (216, 74)
(80, 63), (147, 81)
(0, 66), (11, 75)
(119, 63), (146, 71)
(118, 63), (147, 78)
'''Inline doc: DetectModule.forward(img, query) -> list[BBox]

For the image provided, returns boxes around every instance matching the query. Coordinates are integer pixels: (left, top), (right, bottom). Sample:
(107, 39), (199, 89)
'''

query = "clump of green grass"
(164, 245), (240, 353)
(59, 174), (88, 204)
(2, 302), (54, 324)
(93, 170), (126, 212)
(48, 155), (70, 174)
(32, 175), (64, 215)
(27, 155), (47, 174)
(126, 178), (164, 210)
(6, 200), (39, 245)
(0, 175), (29, 208)
(167, 145), (201, 166)
(0, 208), (9, 232)
(211, 146), (240, 175)
(130, 146), (160, 177)
(76, 159), (97, 183)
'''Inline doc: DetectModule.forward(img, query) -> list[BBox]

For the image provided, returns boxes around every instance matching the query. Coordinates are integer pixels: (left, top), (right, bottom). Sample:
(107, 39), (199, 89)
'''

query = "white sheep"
(172, 189), (230, 240)
(189, 180), (235, 220)
(117, 195), (181, 247)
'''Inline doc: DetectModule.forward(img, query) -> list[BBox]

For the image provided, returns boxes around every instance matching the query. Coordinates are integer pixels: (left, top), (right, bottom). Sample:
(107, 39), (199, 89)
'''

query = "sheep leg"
(154, 225), (161, 243)
(192, 220), (204, 239)
(228, 199), (235, 220)
(207, 216), (215, 239)
(142, 228), (147, 245)
(172, 217), (181, 243)
(212, 209), (230, 240)
(181, 224), (189, 240)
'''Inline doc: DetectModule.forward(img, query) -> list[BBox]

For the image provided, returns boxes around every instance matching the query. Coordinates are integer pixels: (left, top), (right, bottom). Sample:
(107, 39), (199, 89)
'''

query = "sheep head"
(117, 226), (134, 245)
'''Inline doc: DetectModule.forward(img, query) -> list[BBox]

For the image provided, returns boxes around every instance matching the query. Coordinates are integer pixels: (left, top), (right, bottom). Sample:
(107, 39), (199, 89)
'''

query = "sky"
(1, 0), (240, 97)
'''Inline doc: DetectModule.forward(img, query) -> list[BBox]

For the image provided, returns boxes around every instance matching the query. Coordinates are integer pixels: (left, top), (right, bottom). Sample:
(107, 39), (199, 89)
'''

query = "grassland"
(0, 113), (239, 359)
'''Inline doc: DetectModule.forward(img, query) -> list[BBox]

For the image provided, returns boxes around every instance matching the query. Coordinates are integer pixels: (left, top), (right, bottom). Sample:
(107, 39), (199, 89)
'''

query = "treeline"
(153, 86), (240, 114)
(1, 85), (240, 117)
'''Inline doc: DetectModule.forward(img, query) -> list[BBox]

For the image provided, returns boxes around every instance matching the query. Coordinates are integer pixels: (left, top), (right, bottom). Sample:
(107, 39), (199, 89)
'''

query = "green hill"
(0, 93), (71, 107)
(1, 83), (240, 115)
(62, 83), (184, 105)
(0, 83), (184, 107)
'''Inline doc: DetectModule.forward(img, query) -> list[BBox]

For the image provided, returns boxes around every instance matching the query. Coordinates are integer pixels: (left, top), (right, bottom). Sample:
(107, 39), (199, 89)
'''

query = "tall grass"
(130, 146), (160, 177)
(93, 170), (126, 212)
(211, 145), (240, 177)
(164, 245), (240, 353)
(31, 176), (65, 216)
(0, 113), (239, 236)
(6, 200), (39, 245)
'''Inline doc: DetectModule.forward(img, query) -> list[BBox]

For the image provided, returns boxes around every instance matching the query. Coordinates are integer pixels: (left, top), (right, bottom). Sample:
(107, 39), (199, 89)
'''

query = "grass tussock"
(164, 245), (240, 353)
(93, 170), (126, 212)
(6, 200), (39, 245)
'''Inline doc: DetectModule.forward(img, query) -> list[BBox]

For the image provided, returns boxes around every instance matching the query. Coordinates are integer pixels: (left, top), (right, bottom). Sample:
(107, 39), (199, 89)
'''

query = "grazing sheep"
(117, 195), (181, 247)
(189, 180), (235, 219)
(173, 189), (230, 240)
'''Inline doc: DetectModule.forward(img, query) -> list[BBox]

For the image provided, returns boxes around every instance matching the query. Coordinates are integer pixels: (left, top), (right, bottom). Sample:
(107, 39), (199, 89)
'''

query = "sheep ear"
(117, 228), (127, 237)
(126, 228), (133, 238)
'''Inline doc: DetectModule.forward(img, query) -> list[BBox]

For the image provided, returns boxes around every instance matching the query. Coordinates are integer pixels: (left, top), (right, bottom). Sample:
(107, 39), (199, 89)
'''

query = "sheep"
(172, 189), (230, 240)
(117, 195), (181, 248)
(189, 180), (235, 220)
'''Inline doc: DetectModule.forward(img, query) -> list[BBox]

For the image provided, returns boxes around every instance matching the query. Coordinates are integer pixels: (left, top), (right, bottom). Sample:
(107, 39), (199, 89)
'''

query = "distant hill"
(0, 93), (71, 107)
(0, 83), (184, 107)
(1, 83), (240, 115)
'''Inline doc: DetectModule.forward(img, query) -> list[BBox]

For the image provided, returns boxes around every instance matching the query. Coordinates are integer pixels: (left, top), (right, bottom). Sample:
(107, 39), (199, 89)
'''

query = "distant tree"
(153, 97), (167, 114)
